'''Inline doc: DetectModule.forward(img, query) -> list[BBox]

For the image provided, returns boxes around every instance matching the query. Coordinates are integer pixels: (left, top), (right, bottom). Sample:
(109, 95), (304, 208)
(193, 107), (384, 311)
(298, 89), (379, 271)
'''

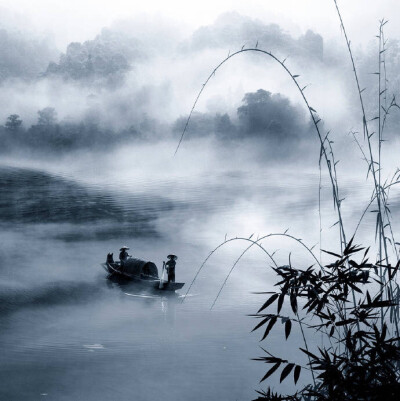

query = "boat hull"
(101, 263), (184, 291)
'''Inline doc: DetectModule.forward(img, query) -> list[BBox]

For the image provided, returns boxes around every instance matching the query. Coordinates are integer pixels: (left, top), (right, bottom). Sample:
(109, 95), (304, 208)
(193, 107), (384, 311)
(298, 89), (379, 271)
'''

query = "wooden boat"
(101, 258), (184, 291)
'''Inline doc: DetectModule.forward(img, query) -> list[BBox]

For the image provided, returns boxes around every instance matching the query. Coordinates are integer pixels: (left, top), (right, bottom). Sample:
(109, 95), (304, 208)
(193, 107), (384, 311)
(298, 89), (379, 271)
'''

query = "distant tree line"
(173, 89), (313, 148)
(0, 107), (163, 153)
(0, 89), (313, 154)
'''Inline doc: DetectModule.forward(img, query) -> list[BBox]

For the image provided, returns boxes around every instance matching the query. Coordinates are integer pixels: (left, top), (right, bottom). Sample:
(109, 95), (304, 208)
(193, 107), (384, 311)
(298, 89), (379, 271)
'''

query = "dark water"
(1, 144), (398, 400)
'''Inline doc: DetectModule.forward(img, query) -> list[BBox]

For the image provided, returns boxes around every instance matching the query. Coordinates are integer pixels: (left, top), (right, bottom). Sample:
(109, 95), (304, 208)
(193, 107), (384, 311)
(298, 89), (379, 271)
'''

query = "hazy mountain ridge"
(0, 12), (325, 87)
(184, 12), (323, 62)
(0, 11), (399, 156)
(44, 28), (144, 86)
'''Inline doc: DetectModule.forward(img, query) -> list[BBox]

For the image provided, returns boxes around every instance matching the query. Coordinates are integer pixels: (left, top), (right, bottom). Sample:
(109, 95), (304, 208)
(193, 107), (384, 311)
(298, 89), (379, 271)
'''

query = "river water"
(1, 139), (398, 400)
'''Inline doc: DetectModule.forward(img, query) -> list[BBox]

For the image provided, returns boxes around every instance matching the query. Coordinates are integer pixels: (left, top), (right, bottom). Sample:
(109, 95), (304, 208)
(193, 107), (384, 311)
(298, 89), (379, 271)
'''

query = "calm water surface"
(1, 144), (397, 400)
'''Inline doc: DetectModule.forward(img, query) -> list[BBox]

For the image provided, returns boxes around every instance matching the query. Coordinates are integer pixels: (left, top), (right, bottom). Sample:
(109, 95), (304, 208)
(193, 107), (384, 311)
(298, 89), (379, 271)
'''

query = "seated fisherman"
(165, 254), (178, 283)
(119, 246), (131, 267)
(106, 253), (114, 264)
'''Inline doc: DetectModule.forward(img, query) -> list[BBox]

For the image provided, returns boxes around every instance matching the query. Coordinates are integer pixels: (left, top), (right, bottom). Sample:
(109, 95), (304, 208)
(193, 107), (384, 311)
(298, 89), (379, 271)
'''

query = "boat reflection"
(106, 275), (183, 324)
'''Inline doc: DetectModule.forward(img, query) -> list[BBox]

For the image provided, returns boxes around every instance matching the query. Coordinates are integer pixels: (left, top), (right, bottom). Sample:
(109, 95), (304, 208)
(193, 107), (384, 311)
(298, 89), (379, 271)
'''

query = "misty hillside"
(1, 12), (324, 87)
(0, 11), (399, 157)
(185, 12), (323, 62)
(45, 28), (144, 86)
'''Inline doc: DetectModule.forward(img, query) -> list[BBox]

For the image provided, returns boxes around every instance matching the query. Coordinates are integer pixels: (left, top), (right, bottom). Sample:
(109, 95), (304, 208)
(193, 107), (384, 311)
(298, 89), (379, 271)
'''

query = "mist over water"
(1, 2), (400, 400)
(1, 136), (397, 400)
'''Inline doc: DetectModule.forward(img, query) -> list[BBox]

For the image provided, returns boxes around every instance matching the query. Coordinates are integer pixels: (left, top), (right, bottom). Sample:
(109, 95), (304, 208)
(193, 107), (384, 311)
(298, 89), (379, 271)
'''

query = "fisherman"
(165, 254), (178, 283)
(119, 246), (131, 267)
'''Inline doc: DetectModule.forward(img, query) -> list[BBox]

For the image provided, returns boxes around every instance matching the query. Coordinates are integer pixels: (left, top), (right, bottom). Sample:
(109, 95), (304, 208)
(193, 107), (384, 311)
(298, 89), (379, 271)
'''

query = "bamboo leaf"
(252, 316), (271, 332)
(260, 362), (280, 383)
(261, 316), (278, 340)
(290, 293), (298, 314)
(336, 318), (356, 326)
(300, 348), (319, 360)
(285, 319), (292, 339)
(322, 249), (341, 258)
(294, 365), (301, 384)
(280, 363), (295, 383)
(258, 294), (279, 313)
(277, 292), (285, 313)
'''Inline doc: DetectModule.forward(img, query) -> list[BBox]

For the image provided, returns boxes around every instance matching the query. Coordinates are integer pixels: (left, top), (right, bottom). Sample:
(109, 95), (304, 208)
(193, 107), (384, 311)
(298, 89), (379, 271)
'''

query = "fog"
(1, 7), (400, 155)
(1, 2), (400, 400)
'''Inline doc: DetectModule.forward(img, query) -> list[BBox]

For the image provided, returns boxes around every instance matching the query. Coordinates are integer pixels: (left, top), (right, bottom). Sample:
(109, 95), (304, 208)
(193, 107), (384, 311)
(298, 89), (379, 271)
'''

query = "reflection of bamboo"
(159, 261), (166, 289)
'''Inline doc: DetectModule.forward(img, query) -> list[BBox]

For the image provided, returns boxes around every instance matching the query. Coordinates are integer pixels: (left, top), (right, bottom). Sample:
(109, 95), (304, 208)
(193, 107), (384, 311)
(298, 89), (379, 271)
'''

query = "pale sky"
(1, 0), (400, 49)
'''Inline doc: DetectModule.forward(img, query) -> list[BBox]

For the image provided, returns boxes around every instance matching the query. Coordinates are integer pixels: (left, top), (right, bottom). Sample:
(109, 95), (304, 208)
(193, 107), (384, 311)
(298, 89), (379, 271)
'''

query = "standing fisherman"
(165, 254), (178, 283)
(119, 246), (131, 268)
